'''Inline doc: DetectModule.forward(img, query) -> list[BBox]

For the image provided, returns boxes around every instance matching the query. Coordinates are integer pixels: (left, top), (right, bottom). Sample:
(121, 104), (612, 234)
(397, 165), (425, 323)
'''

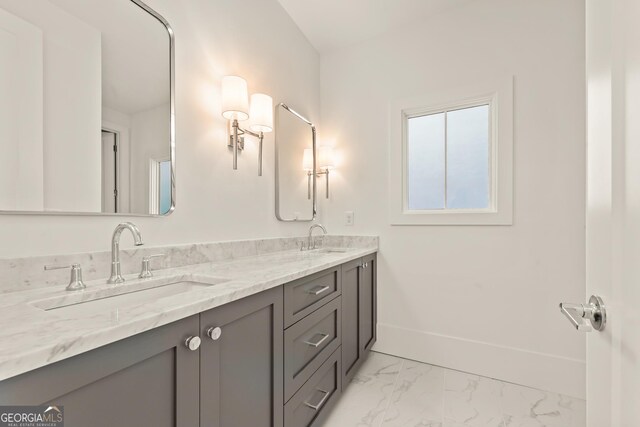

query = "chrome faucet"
(307, 223), (327, 250)
(108, 222), (144, 284)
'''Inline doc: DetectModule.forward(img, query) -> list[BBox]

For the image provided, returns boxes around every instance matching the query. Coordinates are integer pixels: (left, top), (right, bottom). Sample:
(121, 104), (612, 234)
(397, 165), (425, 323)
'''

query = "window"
(389, 77), (513, 225)
(406, 104), (491, 211)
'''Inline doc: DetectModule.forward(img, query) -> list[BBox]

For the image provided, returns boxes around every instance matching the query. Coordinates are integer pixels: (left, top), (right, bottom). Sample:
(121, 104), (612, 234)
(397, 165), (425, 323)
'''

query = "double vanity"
(0, 234), (378, 427)
(0, 1), (373, 425)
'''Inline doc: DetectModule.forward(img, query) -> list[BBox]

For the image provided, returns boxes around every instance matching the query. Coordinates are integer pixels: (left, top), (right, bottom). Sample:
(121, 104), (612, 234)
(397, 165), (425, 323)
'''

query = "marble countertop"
(0, 245), (377, 382)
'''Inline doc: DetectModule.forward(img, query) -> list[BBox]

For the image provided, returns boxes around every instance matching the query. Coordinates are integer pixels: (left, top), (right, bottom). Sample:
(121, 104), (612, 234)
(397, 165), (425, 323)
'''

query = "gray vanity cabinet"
(0, 253), (377, 427)
(199, 286), (284, 427)
(0, 315), (201, 427)
(341, 254), (377, 384)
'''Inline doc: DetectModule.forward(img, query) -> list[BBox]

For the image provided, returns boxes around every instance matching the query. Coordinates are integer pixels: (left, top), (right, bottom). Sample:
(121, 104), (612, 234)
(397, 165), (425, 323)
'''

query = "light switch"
(345, 211), (354, 226)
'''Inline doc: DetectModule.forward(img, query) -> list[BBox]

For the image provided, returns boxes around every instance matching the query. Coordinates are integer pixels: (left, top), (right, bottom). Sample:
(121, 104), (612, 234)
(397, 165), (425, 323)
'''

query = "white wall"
(41, 5), (101, 212)
(130, 103), (171, 214)
(0, 0), (320, 257)
(0, 9), (43, 211)
(0, 1), (102, 212)
(320, 0), (586, 398)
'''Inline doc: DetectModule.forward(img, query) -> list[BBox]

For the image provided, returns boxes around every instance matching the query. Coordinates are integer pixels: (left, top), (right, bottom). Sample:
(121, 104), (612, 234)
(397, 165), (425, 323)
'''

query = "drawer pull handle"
(303, 333), (330, 348)
(304, 389), (330, 411)
(306, 285), (331, 296)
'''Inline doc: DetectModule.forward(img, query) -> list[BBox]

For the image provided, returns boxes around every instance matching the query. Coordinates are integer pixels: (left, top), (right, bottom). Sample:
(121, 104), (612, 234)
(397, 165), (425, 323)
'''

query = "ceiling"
(277, 0), (478, 54)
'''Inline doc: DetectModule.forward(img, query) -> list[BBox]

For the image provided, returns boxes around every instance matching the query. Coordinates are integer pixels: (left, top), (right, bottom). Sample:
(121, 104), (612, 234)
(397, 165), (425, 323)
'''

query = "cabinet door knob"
(207, 326), (223, 341)
(185, 336), (201, 351)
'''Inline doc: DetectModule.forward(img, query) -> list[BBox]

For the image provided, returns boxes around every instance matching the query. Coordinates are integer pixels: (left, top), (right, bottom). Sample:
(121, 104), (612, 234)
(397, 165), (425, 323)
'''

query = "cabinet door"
(341, 254), (378, 385)
(0, 315), (200, 427)
(360, 253), (377, 353)
(200, 287), (284, 427)
(341, 258), (363, 383)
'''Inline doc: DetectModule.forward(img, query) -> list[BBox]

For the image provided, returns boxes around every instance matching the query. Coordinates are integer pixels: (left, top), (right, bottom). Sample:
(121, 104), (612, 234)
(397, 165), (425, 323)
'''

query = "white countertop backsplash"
(0, 235), (377, 382)
(0, 235), (377, 294)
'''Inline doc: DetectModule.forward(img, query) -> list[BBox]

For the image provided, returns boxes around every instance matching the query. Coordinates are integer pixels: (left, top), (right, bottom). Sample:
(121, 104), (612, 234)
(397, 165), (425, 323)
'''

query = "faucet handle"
(44, 264), (86, 291)
(139, 254), (165, 279)
(142, 253), (165, 262)
(44, 264), (75, 271)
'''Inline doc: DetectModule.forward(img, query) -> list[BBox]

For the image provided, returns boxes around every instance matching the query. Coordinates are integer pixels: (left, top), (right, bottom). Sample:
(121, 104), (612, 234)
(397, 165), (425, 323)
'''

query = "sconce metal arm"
(230, 119), (265, 175)
(308, 169), (330, 199)
(232, 119), (240, 170)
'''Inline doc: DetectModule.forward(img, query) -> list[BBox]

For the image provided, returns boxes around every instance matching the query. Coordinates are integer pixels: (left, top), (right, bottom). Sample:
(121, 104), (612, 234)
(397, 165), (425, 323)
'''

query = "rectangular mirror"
(0, 0), (174, 216)
(275, 103), (316, 222)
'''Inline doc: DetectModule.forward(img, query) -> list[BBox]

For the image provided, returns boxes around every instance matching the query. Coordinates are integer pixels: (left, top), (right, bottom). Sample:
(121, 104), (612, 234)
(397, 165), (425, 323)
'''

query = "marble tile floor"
(320, 352), (586, 427)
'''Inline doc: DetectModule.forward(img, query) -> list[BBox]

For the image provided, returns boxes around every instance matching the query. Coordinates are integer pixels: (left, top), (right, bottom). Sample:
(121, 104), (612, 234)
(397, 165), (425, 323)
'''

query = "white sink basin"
(31, 279), (227, 317)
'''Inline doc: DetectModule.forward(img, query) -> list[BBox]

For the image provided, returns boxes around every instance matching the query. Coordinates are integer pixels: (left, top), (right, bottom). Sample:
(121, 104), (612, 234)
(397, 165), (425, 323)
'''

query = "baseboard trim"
(374, 323), (585, 399)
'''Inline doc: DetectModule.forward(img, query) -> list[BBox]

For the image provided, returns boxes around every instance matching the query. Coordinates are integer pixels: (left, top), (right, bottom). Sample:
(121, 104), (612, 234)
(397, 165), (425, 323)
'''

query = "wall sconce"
(303, 146), (335, 199)
(221, 76), (273, 176)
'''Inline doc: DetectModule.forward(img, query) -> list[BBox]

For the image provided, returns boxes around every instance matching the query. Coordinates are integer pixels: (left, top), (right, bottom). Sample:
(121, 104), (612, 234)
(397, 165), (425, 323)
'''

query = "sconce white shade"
(249, 93), (273, 133)
(303, 148), (314, 171)
(318, 146), (335, 170)
(221, 76), (249, 121)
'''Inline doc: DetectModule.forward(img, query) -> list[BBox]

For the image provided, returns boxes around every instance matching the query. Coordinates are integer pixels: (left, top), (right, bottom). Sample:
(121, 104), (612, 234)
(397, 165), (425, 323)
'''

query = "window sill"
(390, 208), (512, 226)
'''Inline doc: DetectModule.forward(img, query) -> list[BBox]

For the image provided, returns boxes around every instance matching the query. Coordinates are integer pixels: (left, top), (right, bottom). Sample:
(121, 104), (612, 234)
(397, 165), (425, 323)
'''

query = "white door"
(585, 0), (640, 425)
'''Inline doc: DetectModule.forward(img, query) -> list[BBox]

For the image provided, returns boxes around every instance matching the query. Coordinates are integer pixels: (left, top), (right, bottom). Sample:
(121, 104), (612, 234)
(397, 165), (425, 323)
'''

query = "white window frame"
(389, 76), (513, 225)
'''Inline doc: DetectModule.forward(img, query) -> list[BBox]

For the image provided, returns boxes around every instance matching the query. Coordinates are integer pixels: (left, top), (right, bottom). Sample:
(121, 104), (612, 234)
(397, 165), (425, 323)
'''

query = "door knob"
(185, 336), (201, 351)
(559, 295), (606, 332)
(207, 326), (222, 341)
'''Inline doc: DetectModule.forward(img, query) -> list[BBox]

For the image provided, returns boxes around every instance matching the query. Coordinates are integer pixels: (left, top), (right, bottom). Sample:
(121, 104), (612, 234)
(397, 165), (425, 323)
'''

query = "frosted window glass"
(407, 113), (445, 210)
(446, 105), (490, 209)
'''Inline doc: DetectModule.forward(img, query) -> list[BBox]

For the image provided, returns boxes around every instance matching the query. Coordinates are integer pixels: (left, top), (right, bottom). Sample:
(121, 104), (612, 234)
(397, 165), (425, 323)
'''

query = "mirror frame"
(274, 103), (317, 222)
(0, 0), (176, 217)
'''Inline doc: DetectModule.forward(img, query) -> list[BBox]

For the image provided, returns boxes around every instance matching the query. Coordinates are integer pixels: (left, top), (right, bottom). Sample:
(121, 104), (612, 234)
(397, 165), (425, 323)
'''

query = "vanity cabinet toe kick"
(0, 253), (377, 427)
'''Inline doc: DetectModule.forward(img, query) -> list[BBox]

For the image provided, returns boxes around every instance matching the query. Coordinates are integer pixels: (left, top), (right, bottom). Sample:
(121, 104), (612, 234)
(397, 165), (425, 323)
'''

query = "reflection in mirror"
(0, 0), (174, 215)
(275, 104), (316, 222)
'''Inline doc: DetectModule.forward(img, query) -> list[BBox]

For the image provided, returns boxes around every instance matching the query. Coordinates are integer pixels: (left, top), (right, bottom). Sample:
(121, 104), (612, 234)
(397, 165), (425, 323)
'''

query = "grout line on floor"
(376, 357), (405, 427)
(498, 381), (507, 427)
(441, 365), (446, 425)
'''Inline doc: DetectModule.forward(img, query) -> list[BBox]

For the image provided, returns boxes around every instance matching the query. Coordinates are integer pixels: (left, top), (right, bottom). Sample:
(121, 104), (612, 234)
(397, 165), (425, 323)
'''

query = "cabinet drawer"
(284, 266), (341, 328)
(285, 347), (342, 427)
(284, 297), (341, 401)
